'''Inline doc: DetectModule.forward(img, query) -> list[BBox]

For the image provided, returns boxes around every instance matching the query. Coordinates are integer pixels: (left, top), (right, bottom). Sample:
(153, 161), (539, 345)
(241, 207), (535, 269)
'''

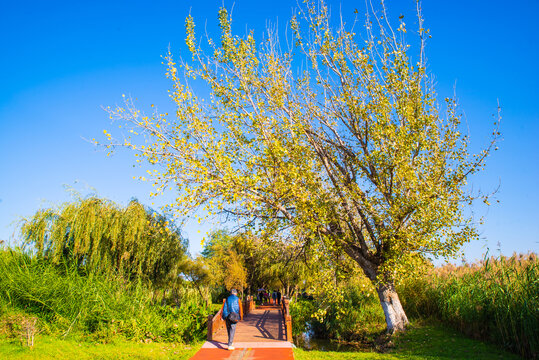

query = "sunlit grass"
(0, 321), (520, 359)
(293, 321), (520, 359)
(0, 336), (203, 360)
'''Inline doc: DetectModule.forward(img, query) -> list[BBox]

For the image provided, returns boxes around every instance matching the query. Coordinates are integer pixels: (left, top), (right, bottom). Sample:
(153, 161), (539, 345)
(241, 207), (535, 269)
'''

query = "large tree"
(104, 1), (499, 331)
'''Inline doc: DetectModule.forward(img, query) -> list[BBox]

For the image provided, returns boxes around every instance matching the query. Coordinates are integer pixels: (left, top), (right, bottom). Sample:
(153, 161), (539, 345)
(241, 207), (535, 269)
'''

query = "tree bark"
(173, 287), (180, 308)
(342, 243), (409, 332)
(161, 289), (167, 306)
(376, 282), (409, 332)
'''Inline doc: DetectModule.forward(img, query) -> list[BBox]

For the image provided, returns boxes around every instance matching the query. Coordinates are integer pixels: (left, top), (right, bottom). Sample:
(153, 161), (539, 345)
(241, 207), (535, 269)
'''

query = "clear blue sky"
(1, 0), (537, 261)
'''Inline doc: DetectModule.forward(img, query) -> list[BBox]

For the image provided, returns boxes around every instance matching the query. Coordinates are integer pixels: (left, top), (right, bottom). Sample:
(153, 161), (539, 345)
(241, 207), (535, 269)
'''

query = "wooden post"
(245, 295), (256, 315)
(282, 297), (293, 342)
(207, 314), (214, 341)
(285, 315), (292, 342)
(239, 296), (244, 320)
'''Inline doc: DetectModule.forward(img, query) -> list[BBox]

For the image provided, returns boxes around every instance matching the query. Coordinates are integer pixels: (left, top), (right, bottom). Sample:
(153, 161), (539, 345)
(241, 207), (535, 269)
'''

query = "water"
(294, 323), (366, 352)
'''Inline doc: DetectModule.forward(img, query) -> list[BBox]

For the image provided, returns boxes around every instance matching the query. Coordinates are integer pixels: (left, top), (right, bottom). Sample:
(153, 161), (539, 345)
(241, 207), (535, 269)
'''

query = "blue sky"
(1, 0), (537, 261)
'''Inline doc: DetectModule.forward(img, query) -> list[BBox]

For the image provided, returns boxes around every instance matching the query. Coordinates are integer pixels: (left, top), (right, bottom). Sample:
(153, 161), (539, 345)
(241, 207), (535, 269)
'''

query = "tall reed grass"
(398, 253), (538, 359)
(0, 249), (211, 343)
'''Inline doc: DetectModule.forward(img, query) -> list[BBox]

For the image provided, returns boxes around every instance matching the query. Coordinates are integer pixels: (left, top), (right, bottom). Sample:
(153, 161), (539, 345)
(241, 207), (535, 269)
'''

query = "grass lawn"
(0, 321), (520, 359)
(293, 321), (520, 360)
(0, 336), (203, 360)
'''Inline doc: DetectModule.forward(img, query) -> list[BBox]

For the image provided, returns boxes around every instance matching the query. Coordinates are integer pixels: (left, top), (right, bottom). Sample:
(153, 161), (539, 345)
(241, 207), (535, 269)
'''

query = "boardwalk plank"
(191, 305), (294, 359)
(213, 305), (286, 343)
(190, 348), (294, 360)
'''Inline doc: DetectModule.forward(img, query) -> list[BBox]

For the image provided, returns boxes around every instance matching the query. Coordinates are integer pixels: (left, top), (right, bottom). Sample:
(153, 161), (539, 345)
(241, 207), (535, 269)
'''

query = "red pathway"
(190, 305), (294, 360)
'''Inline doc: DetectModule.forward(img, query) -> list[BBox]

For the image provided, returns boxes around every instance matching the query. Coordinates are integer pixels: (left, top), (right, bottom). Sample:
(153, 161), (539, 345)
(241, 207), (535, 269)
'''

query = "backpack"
(226, 297), (240, 323)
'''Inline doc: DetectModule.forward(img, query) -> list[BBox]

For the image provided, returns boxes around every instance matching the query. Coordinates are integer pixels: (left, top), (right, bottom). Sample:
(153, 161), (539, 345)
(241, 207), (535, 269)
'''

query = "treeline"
(194, 229), (317, 300)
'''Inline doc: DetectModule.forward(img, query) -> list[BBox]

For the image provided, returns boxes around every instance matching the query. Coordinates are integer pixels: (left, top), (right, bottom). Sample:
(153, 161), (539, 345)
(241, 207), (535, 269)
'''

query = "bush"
(290, 282), (386, 342)
(289, 298), (316, 337)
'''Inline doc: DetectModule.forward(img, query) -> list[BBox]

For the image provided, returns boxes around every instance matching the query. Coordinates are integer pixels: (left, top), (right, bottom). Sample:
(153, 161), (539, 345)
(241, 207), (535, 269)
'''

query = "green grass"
(0, 336), (203, 360)
(293, 321), (520, 360)
(0, 321), (520, 360)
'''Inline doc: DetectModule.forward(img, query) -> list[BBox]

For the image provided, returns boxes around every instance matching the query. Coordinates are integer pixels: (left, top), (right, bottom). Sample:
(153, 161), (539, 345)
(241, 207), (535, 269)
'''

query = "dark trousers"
(226, 319), (237, 346)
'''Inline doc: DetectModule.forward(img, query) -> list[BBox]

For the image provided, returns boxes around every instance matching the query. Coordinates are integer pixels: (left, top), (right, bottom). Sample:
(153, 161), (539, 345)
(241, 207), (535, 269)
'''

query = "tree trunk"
(173, 287), (180, 308)
(161, 289), (167, 306)
(342, 243), (409, 332)
(376, 282), (409, 332)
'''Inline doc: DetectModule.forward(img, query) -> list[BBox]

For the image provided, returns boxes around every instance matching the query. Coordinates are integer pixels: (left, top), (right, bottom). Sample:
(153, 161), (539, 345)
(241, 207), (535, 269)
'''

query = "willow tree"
(104, 1), (499, 331)
(199, 230), (248, 295)
(201, 230), (313, 297)
(234, 233), (317, 297)
(21, 197), (188, 286)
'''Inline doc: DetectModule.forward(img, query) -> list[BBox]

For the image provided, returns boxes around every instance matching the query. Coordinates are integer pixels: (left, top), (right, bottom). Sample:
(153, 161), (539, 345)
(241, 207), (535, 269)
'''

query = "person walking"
(222, 289), (241, 351)
(277, 290), (282, 306)
(272, 290), (277, 305)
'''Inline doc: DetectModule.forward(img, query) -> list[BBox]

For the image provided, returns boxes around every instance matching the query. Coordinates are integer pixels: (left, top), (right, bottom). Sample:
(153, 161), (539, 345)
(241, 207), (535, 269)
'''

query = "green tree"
(200, 229), (233, 259)
(104, 1), (499, 331)
(244, 235), (315, 297)
(200, 230), (247, 295)
(21, 197), (188, 287)
(224, 251), (247, 295)
(182, 256), (212, 306)
(201, 229), (314, 297)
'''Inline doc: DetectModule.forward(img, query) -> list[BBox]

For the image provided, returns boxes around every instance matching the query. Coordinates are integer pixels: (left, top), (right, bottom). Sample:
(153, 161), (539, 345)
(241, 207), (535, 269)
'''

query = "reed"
(398, 253), (538, 359)
(0, 249), (211, 343)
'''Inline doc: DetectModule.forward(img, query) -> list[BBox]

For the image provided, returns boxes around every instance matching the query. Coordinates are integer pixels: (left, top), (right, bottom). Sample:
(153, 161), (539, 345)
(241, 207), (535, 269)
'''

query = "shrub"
(290, 282), (386, 342)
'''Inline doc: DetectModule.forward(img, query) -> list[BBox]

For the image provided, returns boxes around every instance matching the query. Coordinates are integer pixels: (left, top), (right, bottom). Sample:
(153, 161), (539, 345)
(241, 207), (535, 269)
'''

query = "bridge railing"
(207, 299), (226, 341)
(281, 297), (293, 342)
(207, 295), (254, 341)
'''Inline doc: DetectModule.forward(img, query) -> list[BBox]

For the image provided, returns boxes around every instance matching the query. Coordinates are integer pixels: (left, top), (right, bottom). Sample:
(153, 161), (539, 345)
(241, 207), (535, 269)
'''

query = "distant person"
(272, 290), (277, 305)
(222, 289), (241, 351)
(258, 288), (265, 304)
(277, 290), (282, 305)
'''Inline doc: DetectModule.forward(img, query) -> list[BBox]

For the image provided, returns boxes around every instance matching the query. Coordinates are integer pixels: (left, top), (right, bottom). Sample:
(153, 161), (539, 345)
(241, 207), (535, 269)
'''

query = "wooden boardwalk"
(190, 305), (294, 360)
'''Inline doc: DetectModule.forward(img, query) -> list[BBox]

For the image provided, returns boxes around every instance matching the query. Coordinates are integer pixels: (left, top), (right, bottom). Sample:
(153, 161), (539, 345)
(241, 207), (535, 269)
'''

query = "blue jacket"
(222, 294), (240, 320)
